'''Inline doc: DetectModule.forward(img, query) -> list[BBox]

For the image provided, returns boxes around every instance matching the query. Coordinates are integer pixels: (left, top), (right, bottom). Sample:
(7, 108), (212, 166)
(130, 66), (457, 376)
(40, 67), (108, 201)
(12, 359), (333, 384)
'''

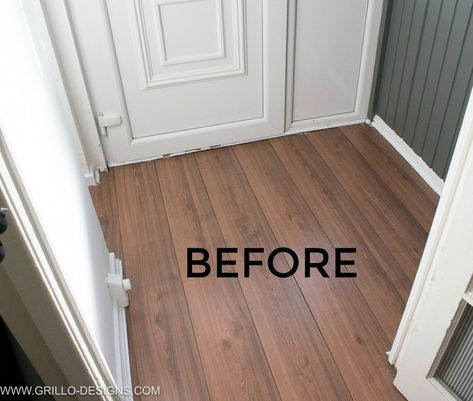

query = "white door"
(392, 90), (473, 401)
(0, 1), (129, 393)
(69, 0), (287, 164)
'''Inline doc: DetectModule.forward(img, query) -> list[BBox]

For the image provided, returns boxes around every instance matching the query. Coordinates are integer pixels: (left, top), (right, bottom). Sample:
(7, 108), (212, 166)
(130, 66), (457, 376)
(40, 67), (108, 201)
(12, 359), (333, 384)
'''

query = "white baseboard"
(109, 253), (133, 401)
(370, 115), (444, 195)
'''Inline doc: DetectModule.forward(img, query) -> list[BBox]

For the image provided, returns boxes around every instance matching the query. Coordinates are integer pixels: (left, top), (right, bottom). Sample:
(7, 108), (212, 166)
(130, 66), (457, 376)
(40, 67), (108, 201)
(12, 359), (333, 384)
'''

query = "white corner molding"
(370, 115), (444, 195)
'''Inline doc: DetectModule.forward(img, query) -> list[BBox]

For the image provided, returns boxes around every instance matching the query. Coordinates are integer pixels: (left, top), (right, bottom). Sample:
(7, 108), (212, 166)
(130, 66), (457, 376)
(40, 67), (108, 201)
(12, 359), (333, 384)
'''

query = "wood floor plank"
(154, 155), (230, 279)
(155, 155), (282, 401)
(307, 128), (428, 278)
(232, 141), (405, 401)
(114, 162), (210, 401)
(195, 148), (353, 401)
(271, 134), (412, 304)
(341, 124), (438, 231)
(89, 170), (123, 259)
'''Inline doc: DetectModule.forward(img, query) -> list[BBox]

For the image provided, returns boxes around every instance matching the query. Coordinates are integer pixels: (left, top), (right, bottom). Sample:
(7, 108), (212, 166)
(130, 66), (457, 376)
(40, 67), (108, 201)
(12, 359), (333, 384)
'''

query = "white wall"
(40, 0), (108, 180)
(0, 0), (116, 382)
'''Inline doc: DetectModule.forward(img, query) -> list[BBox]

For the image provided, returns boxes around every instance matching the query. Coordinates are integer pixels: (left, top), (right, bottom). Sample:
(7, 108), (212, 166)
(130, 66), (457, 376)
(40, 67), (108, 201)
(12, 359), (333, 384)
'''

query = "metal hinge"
(97, 113), (122, 136)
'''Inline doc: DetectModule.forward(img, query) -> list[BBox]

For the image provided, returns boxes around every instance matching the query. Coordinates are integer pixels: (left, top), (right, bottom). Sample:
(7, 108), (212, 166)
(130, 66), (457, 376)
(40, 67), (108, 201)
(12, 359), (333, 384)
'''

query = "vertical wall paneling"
(432, 19), (473, 174)
(375, 0), (473, 179)
(384, 0), (416, 124)
(421, 0), (472, 164)
(376, 0), (407, 116)
(392, 0), (428, 133)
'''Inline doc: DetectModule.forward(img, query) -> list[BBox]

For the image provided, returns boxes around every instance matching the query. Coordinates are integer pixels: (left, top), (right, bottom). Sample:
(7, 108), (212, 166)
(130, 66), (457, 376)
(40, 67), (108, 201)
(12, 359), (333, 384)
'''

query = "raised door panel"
(136, 0), (246, 86)
(107, 0), (263, 138)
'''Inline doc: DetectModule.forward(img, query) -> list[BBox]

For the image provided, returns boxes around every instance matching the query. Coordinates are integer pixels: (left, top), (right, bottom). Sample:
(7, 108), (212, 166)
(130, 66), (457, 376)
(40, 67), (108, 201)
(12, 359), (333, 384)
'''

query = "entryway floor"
(91, 124), (438, 401)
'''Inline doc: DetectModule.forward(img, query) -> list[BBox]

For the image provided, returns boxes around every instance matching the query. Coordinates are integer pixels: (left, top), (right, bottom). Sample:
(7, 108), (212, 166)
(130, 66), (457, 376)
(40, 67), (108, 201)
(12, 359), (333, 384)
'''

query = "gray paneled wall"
(375, 0), (473, 179)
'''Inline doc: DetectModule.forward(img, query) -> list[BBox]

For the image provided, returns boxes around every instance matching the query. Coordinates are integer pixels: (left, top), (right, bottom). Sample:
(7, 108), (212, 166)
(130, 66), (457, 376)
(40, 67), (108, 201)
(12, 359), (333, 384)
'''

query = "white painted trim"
(40, 0), (107, 175)
(370, 115), (444, 195)
(284, 0), (297, 131)
(389, 89), (473, 367)
(0, 140), (122, 401)
(109, 254), (133, 399)
(84, 171), (98, 186)
(0, 1), (129, 396)
(355, 0), (384, 119)
(107, 115), (367, 167)
(288, 114), (367, 134)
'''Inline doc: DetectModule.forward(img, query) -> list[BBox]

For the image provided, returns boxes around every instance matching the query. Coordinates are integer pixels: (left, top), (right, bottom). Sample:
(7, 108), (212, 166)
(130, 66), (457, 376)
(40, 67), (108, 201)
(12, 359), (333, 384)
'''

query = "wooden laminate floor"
(90, 124), (438, 401)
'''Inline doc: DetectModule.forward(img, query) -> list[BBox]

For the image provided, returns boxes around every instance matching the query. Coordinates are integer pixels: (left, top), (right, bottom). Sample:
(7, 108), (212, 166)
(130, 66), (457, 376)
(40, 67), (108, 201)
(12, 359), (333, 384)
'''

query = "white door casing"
(392, 89), (473, 400)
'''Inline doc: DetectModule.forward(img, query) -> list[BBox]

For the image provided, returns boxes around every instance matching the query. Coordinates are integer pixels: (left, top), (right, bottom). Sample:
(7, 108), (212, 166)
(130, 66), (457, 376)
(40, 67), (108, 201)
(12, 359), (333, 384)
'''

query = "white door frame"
(0, 141), (121, 401)
(0, 1), (129, 398)
(389, 87), (473, 368)
(391, 88), (473, 400)
(43, 0), (383, 169)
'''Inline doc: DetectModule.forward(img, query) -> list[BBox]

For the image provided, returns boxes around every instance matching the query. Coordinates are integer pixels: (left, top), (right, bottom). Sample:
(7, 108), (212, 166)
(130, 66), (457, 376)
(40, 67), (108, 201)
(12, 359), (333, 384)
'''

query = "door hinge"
(107, 253), (131, 307)
(107, 273), (132, 307)
(97, 113), (122, 136)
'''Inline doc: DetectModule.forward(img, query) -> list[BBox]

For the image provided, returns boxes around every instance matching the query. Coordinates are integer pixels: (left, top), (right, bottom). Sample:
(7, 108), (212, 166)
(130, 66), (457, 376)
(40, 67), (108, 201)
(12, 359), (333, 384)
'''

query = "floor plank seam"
(192, 152), (286, 401)
(339, 125), (435, 232)
(152, 160), (214, 401)
(229, 146), (356, 401)
(336, 127), (429, 236)
(268, 138), (393, 348)
(288, 134), (406, 343)
(304, 130), (422, 278)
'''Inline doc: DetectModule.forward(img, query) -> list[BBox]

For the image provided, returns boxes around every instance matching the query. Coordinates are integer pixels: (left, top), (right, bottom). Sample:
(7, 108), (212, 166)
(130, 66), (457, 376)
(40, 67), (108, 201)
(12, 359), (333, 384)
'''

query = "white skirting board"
(109, 253), (133, 400)
(369, 115), (444, 195)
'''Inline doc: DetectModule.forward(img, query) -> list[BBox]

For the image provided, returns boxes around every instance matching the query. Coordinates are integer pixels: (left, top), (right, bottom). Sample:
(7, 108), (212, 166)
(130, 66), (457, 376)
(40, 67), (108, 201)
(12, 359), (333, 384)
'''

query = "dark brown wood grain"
(340, 124), (438, 231)
(89, 171), (123, 259)
(155, 155), (228, 278)
(233, 140), (406, 400)
(195, 148), (353, 401)
(114, 162), (210, 401)
(271, 134), (412, 308)
(307, 128), (428, 279)
(89, 124), (422, 401)
(156, 155), (281, 401)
